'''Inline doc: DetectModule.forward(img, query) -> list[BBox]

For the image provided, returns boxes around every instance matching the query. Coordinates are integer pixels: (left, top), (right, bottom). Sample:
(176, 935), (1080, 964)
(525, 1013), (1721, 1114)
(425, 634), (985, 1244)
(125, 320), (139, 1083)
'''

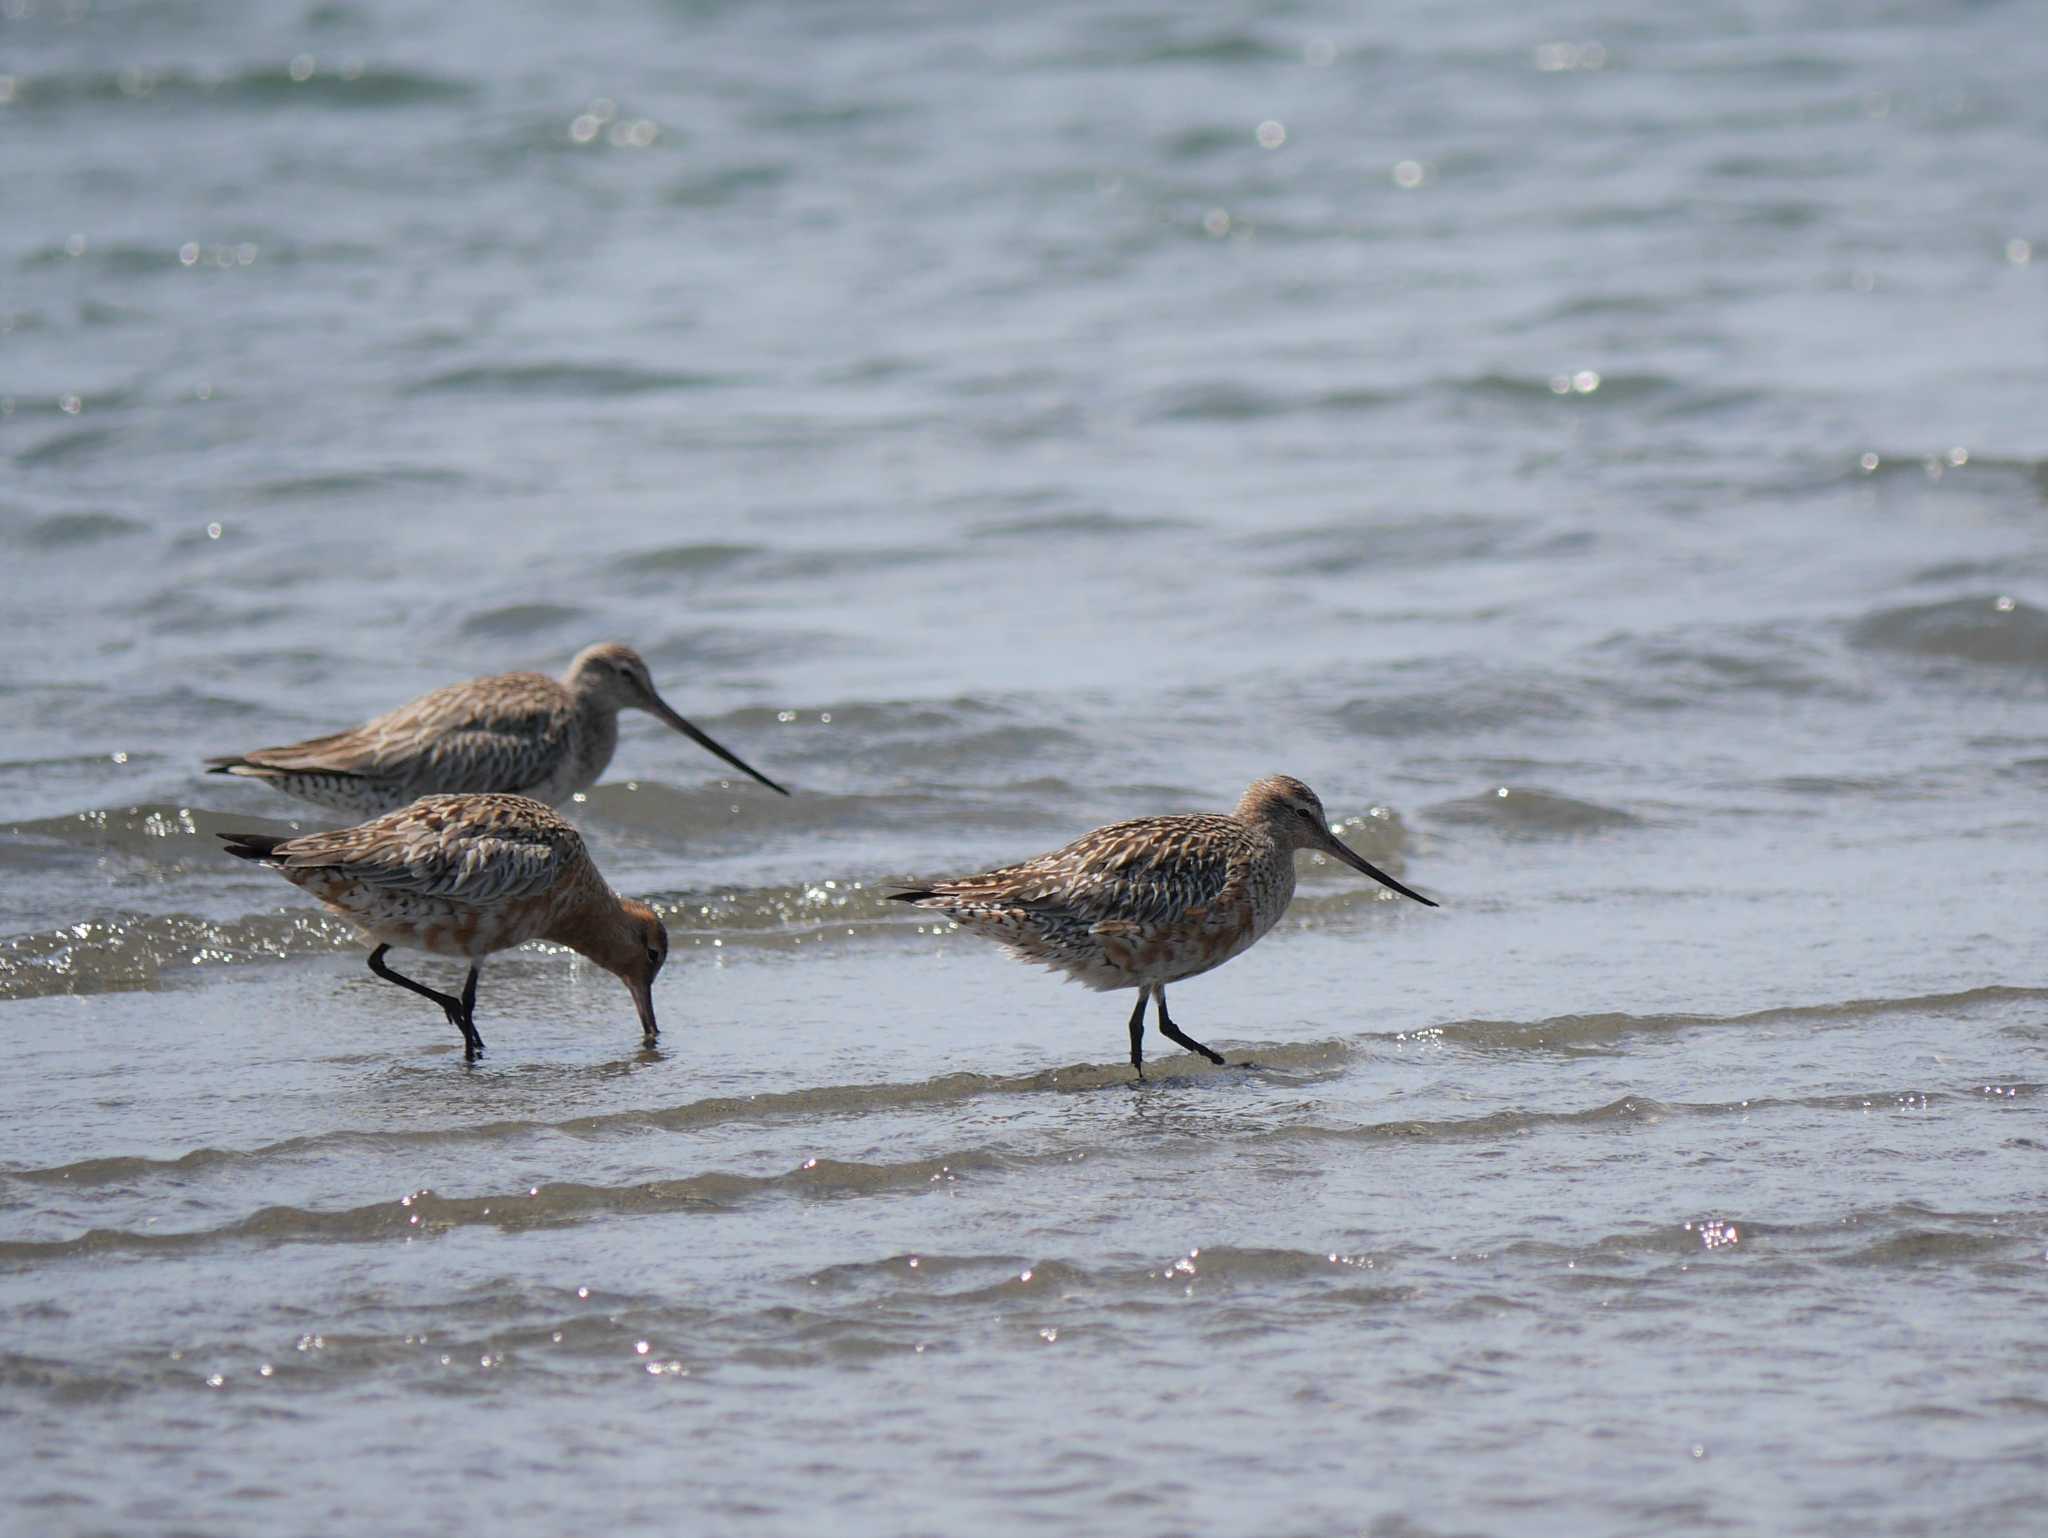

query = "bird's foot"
(444, 1005), (484, 1060)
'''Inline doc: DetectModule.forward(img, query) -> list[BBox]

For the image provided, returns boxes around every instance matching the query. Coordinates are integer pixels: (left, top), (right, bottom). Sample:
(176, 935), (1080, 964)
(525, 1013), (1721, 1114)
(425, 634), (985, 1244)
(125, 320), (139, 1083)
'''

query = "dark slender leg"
(1155, 987), (1226, 1067)
(459, 966), (483, 1056)
(368, 945), (484, 1059)
(1126, 990), (1149, 1080)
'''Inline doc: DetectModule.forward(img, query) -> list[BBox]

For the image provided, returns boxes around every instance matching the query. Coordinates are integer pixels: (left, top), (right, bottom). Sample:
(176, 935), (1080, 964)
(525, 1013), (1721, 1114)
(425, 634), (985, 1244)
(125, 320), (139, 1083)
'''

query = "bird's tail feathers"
(218, 830), (290, 863)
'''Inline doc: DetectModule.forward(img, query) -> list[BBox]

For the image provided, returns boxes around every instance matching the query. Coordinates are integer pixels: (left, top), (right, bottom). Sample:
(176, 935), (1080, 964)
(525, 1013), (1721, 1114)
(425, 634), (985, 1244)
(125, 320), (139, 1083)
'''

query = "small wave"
(1040, 32), (1289, 70)
(603, 542), (760, 576)
(873, 1250), (1422, 1327)
(971, 508), (1191, 541)
(12, 511), (148, 548)
(0, 1150), (1017, 1261)
(238, 467), (465, 504)
(19, 240), (181, 276)
(457, 602), (590, 637)
(661, 162), (793, 207)
(1334, 674), (1590, 738)
(1849, 594), (2048, 667)
(1426, 785), (1641, 836)
(7, 803), (304, 863)
(1602, 633), (1858, 703)
(404, 363), (730, 399)
(4, 1044), (1362, 1189)
(3, 64), (471, 113)
(1426, 986), (2048, 1055)
(755, 99), (905, 133)
(1161, 124), (1242, 161)
(1765, 772), (1904, 796)
(14, 426), (118, 471)
(1453, 370), (1683, 406)
(1280, 1095), (1685, 1145)
(1522, 291), (1671, 324)
(1835, 1229), (2017, 1267)
(1149, 381), (1397, 424)
(1253, 513), (1516, 576)
(0, 909), (356, 1001)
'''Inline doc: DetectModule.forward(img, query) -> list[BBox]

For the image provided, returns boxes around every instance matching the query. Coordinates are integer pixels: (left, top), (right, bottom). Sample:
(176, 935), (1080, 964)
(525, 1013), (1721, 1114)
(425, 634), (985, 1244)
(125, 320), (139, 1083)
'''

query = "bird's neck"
(545, 879), (634, 977)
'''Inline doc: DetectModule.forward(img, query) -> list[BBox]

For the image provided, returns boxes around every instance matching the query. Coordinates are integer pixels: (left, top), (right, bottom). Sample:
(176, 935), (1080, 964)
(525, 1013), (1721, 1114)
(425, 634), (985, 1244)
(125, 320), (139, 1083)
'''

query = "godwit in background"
(220, 793), (669, 1060)
(206, 641), (788, 816)
(892, 775), (1438, 1077)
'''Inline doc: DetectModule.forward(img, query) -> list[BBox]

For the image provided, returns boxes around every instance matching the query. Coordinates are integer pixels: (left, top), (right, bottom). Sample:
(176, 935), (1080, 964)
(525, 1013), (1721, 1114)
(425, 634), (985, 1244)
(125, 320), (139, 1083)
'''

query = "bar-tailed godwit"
(892, 775), (1437, 1078)
(220, 793), (668, 1060)
(206, 642), (786, 816)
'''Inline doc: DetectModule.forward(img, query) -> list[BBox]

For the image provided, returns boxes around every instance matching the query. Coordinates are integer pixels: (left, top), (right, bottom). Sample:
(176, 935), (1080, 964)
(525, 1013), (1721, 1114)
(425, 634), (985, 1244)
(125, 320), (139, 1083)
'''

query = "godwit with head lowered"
(206, 642), (787, 816)
(220, 793), (667, 1060)
(892, 775), (1437, 1078)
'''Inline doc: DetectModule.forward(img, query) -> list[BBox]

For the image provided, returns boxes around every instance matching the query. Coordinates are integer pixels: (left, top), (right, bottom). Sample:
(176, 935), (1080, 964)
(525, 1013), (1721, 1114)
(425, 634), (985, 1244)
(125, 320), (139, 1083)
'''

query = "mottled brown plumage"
(207, 642), (786, 815)
(893, 775), (1438, 1077)
(221, 793), (668, 1060)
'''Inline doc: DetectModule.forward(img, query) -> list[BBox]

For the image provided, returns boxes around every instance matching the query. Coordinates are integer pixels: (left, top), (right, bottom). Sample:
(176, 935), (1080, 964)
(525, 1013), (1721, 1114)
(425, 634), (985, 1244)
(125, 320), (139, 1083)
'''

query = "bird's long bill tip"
(646, 693), (791, 796)
(630, 978), (659, 1038)
(1327, 840), (1439, 908)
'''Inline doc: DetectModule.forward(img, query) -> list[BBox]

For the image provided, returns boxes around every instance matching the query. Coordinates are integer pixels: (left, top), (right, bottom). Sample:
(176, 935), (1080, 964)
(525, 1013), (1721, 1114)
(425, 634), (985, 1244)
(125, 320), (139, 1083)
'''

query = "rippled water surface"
(5, 1), (2048, 1533)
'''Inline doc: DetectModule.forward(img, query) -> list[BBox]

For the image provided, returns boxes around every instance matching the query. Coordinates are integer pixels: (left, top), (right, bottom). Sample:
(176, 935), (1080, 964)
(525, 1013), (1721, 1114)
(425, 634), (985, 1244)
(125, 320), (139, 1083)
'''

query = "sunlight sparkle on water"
(1534, 41), (1607, 72)
(1551, 371), (1600, 393)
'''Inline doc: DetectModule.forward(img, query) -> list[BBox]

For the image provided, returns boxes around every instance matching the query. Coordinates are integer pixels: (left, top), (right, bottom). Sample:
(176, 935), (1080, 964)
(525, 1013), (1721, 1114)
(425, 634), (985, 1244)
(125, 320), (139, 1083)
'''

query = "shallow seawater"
(4, 0), (2048, 1534)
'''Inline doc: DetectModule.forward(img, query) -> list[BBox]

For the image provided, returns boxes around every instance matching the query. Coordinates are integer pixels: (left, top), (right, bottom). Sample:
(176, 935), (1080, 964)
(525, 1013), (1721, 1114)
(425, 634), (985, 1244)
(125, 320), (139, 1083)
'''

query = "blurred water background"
(3, 0), (2046, 1533)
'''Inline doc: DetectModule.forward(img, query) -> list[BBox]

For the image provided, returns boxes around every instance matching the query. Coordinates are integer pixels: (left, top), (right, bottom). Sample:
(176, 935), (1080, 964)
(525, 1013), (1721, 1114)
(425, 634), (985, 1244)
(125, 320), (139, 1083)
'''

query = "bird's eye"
(646, 946), (663, 967)
(1296, 805), (1316, 819)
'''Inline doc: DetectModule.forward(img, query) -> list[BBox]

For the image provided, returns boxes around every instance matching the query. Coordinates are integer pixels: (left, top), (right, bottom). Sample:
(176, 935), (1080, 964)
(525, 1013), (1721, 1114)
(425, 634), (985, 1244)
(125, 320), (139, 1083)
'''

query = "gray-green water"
(4, 1), (2047, 1533)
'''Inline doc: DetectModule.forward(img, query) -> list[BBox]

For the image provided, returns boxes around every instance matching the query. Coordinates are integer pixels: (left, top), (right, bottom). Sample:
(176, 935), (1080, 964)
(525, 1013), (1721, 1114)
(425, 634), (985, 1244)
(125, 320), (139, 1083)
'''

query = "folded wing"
(265, 793), (584, 906)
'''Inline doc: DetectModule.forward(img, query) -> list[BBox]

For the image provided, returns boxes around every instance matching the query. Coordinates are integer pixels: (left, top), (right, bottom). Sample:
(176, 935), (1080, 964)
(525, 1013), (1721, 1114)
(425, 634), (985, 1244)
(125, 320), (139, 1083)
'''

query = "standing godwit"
(206, 641), (787, 816)
(220, 793), (667, 1060)
(891, 775), (1437, 1077)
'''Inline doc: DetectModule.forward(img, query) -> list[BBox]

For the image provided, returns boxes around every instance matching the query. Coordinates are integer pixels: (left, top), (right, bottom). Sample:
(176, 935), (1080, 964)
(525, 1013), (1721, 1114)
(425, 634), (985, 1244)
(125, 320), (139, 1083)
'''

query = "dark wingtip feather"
(887, 889), (937, 904)
(203, 758), (242, 775)
(218, 830), (288, 863)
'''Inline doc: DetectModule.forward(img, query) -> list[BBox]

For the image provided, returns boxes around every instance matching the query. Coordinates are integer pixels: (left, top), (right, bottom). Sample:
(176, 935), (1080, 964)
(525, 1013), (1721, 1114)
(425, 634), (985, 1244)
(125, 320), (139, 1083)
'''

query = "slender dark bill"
(1324, 839), (1439, 907)
(630, 978), (660, 1039)
(646, 693), (790, 796)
